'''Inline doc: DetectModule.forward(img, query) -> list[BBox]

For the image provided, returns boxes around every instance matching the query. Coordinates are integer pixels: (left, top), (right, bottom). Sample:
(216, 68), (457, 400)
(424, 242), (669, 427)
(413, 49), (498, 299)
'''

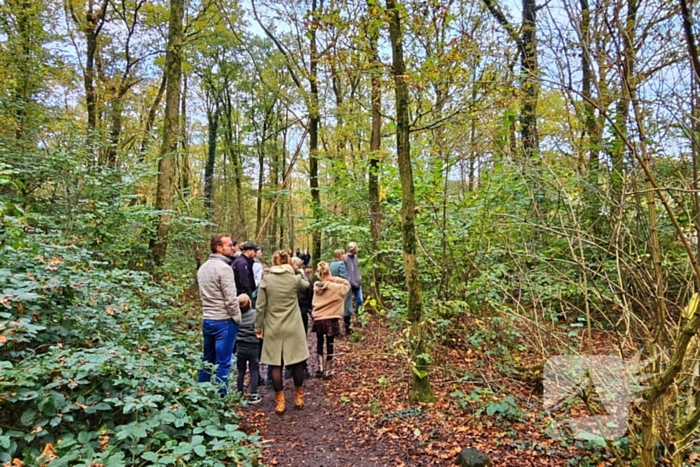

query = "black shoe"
(303, 368), (311, 379)
(284, 368), (292, 380)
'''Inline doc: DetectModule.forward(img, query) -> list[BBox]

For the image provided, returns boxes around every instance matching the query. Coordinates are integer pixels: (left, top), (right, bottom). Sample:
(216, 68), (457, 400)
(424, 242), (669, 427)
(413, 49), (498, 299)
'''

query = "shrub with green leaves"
(0, 237), (261, 466)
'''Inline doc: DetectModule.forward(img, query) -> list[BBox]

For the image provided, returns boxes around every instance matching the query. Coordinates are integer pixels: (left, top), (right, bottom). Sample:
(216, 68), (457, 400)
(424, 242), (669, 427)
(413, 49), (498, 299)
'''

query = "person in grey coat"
(344, 242), (363, 329)
(330, 248), (353, 334)
(197, 234), (250, 397)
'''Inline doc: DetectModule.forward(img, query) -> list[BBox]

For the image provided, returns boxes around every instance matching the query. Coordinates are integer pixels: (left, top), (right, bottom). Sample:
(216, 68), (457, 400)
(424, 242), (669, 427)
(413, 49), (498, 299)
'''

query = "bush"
(0, 236), (261, 466)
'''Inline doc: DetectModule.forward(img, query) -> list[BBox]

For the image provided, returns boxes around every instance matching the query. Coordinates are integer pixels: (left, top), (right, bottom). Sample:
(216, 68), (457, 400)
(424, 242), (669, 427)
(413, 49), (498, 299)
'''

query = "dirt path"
(239, 315), (601, 466)
(239, 331), (411, 466)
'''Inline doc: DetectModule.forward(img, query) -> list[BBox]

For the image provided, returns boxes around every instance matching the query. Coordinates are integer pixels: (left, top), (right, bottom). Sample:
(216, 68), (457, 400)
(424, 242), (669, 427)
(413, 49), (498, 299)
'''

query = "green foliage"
(0, 237), (261, 466)
(0, 162), (26, 249)
(483, 395), (523, 422)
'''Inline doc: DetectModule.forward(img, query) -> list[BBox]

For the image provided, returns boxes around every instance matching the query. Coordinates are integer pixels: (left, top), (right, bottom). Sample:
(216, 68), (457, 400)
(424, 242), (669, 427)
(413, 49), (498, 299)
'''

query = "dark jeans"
(236, 343), (260, 395)
(344, 286), (363, 329)
(197, 318), (239, 396)
(316, 332), (334, 360)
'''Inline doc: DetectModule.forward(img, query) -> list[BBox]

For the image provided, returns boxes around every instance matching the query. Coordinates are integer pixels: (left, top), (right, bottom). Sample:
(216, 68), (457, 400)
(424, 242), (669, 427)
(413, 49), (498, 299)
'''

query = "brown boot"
(275, 391), (285, 415)
(294, 386), (304, 409)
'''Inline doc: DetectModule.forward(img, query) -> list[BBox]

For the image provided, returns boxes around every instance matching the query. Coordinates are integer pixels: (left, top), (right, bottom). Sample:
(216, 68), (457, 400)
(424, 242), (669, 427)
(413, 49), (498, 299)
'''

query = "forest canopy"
(1, 0), (700, 465)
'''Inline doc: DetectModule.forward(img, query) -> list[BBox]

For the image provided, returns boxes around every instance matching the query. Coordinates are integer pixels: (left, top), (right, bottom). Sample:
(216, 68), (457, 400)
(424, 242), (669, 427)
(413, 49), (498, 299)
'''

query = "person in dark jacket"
(293, 257), (313, 335)
(236, 306), (262, 404)
(232, 242), (258, 302)
(287, 257), (313, 379)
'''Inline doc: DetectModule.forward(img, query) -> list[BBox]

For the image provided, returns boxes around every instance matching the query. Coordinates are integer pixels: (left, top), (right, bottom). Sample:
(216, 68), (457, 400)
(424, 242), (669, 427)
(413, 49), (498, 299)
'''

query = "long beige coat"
(255, 265), (310, 366)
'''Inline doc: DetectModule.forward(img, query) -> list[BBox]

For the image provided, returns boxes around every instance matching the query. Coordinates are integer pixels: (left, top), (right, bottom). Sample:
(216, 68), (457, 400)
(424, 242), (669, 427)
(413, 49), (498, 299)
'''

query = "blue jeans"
(197, 318), (238, 396)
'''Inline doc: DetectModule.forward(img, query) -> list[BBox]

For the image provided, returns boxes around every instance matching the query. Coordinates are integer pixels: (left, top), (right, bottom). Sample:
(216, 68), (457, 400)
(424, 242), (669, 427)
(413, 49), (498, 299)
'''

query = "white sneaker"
(248, 393), (262, 405)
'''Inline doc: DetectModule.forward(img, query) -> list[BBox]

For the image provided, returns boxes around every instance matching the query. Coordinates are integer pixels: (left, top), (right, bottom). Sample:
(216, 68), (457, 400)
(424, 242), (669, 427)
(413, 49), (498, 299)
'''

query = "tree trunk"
(140, 73), (167, 160)
(610, 0), (637, 201)
(85, 24), (99, 140)
(330, 60), (346, 226)
(222, 87), (246, 237)
(680, 0), (700, 266)
(271, 125), (281, 249)
(9, 0), (40, 151)
(280, 143), (287, 249)
(367, 0), (384, 306)
(233, 107), (246, 235)
(104, 87), (125, 168)
(204, 103), (218, 216)
(179, 73), (190, 196)
(580, 0), (602, 229)
(73, 0), (109, 148)
(520, 0), (539, 157)
(309, 0), (322, 270)
(256, 124), (266, 236)
(149, 0), (183, 270)
(387, 0), (435, 403)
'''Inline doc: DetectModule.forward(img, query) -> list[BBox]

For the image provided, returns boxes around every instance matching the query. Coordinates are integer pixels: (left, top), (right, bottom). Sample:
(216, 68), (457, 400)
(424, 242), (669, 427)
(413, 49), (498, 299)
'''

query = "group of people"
(196, 234), (364, 416)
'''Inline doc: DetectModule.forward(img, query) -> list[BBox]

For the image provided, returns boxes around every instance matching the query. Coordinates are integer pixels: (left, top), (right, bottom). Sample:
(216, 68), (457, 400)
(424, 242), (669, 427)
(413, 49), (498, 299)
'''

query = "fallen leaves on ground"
(239, 314), (616, 466)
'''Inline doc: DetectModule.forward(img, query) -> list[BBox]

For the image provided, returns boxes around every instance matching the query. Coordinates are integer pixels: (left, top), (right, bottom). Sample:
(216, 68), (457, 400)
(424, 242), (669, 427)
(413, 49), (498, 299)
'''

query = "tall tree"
(482, 0), (540, 157)
(386, 0), (434, 403)
(140, 73), (167, 159)
(252, 0), (327, 268)
(65, 0), (109, 147)
(150, 0), (183, 270)
(203, 90), (219, 215)
(101, 0), (149, 167)
(365, 0), (384, 303)
(308, 0), (322, 269)
(1, 0), (49, 151)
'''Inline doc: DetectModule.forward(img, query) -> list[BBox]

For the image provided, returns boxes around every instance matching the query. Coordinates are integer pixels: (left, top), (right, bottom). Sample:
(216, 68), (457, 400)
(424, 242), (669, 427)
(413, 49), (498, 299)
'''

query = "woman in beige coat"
(311, 261), (350, 379)
(255, 250), (310, 414)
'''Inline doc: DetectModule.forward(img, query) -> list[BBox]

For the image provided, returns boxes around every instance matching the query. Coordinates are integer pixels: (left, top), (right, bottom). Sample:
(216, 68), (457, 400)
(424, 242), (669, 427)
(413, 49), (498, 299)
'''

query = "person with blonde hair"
(255, 250), (310, 414)
(311, 261), (350, 379)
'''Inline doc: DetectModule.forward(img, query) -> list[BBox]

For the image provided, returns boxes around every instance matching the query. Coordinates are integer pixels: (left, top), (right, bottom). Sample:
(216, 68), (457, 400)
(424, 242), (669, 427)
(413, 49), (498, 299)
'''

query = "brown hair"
(333, 248), (345, 260)
(272, 249), (291, 266)
(315, 261), (330, 279)
(291, 257), (304, 269)
(210, 234), (228, 253)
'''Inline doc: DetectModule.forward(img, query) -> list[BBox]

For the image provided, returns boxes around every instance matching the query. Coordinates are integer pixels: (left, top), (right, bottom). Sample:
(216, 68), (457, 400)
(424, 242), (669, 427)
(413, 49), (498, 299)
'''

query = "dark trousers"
(301, 310), (309, 335)
(316, 332), (335, 360)
(236, 343), (260, 395)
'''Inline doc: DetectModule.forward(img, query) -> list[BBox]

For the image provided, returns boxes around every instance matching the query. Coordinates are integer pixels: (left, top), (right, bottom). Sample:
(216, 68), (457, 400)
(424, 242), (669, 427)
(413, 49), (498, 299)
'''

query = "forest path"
(238, 317), (417, 466)
(238, 314), (580, 466)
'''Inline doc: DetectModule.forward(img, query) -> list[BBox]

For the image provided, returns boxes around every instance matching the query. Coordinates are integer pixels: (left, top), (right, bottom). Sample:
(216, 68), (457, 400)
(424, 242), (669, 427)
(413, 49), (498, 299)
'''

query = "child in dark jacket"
(236, 308), (262, 404)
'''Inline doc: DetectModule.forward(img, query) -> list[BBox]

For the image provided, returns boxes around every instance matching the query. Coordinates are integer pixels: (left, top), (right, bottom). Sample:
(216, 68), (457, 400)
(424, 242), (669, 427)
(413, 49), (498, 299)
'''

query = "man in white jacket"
(197, 234), (249, 396)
